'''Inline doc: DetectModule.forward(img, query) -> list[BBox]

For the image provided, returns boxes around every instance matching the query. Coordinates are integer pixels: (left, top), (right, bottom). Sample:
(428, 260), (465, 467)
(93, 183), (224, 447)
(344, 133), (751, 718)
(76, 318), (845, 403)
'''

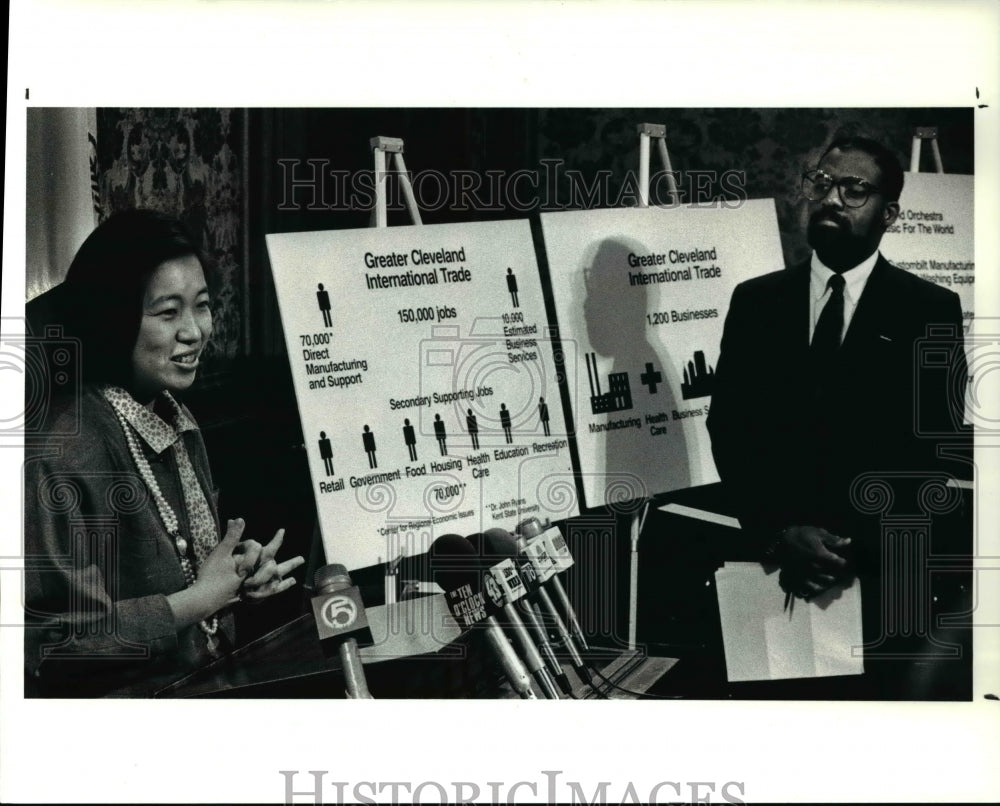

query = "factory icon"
(585, 352), (633, 414)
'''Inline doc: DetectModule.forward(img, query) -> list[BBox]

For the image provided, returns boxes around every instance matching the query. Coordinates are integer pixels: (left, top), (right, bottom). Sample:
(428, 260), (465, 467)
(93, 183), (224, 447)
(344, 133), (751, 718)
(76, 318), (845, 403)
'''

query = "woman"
(24, 209), (303, 697)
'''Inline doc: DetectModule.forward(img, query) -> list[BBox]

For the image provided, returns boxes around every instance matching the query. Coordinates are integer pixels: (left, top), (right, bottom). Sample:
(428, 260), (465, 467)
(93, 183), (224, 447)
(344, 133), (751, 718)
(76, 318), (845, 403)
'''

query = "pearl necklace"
(109, 399), (220, 648)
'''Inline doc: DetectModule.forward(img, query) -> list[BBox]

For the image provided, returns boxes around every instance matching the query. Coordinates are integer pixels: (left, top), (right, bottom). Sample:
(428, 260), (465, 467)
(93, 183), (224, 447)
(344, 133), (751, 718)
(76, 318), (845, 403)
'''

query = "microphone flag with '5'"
(429, 534), (537, 699)
(312, 563), (374, 699)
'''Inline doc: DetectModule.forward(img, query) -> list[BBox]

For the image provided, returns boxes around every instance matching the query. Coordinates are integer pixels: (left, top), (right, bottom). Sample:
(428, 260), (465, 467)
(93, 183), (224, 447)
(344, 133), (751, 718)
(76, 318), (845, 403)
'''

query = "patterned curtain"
(95, 108), (246, 365)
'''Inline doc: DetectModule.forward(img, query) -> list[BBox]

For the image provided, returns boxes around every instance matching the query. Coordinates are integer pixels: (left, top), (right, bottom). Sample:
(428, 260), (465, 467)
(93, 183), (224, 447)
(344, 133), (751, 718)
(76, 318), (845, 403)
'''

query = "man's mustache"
(810, 210), (849, 228)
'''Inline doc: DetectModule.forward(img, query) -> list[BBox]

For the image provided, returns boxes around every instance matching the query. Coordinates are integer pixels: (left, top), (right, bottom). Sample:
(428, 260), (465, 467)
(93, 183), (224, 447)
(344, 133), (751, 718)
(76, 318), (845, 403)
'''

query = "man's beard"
(807, 210), (868, 269)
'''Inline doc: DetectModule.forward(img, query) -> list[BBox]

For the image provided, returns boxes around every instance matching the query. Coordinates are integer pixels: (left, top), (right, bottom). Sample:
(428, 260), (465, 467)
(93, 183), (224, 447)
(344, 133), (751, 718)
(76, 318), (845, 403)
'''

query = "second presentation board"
(541, 202), (784, 508)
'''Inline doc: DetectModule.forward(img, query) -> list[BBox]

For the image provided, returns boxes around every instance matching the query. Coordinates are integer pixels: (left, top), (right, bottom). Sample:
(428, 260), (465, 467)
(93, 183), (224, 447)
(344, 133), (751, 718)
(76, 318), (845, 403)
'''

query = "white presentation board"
(266, 219), (577, 572)
(881, 172), (974, 332)
(541, 202), (784, 509)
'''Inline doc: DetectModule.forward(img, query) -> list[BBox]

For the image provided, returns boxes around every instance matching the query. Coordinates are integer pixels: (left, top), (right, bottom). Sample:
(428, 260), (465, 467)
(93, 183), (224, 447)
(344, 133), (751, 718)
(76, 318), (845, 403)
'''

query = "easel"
(307, 136), (425, 606)
(370, 136), (423, 227)
(368, 137), (423, 605)
(637, 122), (680, 207)
(909, 127), (944, 173)
(627, 501), (652, 651)
(370, 136), (425, 606)
(622, 123), (682, 649)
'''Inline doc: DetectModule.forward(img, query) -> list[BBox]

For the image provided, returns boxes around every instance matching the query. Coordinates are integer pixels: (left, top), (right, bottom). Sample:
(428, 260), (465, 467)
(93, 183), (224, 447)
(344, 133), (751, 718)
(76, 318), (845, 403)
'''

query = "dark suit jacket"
(707, 254), (968, 573)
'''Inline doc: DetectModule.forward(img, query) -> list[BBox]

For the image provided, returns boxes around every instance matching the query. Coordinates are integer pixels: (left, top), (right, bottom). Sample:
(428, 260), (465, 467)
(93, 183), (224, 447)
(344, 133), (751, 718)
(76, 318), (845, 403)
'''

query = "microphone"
(504, 524), (590, 685)
(480, 528), (575, 696)
(312, 564), (374, 699)
(517, 517), (590, 651)
(466, 533), (562, 699)
(429, 534), (537, 700)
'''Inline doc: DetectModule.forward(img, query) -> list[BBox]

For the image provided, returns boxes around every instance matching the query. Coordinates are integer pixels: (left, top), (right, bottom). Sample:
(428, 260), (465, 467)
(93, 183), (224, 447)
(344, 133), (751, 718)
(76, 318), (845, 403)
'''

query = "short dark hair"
(820, 136), (905, 202)
(62, 209), (209, 387)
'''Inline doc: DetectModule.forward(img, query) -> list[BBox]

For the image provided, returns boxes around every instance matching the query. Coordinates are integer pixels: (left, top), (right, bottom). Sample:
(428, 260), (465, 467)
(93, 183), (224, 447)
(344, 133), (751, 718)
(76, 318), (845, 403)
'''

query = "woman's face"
(131, 254), (212, 400)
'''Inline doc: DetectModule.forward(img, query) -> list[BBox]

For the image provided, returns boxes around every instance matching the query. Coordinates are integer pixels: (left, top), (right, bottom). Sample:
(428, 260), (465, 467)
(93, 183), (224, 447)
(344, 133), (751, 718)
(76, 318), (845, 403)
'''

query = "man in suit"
(707, 136), (970, 699)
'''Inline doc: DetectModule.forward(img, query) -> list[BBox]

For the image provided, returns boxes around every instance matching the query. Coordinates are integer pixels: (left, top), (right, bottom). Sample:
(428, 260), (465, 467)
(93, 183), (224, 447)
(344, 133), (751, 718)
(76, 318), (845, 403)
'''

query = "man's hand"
(778, 524), (852, 600)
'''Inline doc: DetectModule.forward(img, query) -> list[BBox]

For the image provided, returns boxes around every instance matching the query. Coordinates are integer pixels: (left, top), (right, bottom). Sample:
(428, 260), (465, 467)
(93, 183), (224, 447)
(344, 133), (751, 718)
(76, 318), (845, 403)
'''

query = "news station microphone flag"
(430, 534), (537, 699)
(505, 524), (591, 679)
(480, 528), (575, 695)
(466, 532), (562, 699)
(312, 564), (374, 699)
(517, 518), (590, 651)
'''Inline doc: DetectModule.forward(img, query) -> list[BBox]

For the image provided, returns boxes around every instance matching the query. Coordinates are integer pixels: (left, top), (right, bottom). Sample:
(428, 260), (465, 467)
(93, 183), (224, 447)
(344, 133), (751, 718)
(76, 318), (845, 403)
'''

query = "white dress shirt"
(809, 249), (880, 344)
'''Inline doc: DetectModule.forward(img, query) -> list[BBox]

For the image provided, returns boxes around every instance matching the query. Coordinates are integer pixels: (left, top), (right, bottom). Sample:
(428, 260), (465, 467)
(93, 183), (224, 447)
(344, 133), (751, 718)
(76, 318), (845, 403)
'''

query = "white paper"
(715, 561), (864, 682)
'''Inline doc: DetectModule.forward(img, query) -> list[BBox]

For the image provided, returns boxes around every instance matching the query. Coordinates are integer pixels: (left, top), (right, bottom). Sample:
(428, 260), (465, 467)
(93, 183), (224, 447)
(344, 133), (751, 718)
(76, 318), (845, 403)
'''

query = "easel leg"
(373, 147), (389, 227)
(392, 152), (423, 225)
(628, 510), (640, 651)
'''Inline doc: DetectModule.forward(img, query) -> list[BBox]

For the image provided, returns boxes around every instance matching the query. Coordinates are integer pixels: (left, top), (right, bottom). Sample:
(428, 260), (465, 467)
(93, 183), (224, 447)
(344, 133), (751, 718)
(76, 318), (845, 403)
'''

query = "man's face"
(806, 147), (900, 270)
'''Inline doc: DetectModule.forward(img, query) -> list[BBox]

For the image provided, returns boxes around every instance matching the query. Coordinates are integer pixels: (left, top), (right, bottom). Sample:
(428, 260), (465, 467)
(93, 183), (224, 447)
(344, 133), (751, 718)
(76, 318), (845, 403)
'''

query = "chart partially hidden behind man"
(541, 202), (784, 509)
(881, 172), (974, 334)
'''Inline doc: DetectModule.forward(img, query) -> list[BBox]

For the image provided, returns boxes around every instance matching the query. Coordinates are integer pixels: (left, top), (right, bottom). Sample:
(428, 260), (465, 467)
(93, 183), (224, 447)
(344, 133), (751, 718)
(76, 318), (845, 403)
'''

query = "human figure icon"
(318, 431), (334, 476)
(499, 403), (513, 444)
(433, 413), (448, 455)
(317, 283), (332, 327)
(362, 424), (377, 468)
(506, 268), (519, 308)
(403, 418), (418, 462)
(466, 408), (480, 450)
(538, 397), (551, 436)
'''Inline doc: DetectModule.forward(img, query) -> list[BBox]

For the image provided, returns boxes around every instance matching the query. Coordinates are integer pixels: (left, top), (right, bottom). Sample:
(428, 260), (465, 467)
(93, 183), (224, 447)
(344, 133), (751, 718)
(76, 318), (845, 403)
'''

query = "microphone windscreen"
(481, 528), (519, 558)
(515, 517), (545, 538)
(429, 533), (475, 557)
(463, 531), (486, 557)
(313, 563), (351, 592)
(428, 533), (480, 595)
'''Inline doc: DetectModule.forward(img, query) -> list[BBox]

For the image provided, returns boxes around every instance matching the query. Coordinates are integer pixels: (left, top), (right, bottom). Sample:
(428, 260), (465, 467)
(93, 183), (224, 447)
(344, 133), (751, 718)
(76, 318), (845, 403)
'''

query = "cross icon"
(640, 362), (662, 393)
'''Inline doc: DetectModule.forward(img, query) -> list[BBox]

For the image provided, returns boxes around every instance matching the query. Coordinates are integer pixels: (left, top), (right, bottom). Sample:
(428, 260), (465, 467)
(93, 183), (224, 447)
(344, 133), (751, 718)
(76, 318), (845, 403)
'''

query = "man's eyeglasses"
(801, 169), (882, 208)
